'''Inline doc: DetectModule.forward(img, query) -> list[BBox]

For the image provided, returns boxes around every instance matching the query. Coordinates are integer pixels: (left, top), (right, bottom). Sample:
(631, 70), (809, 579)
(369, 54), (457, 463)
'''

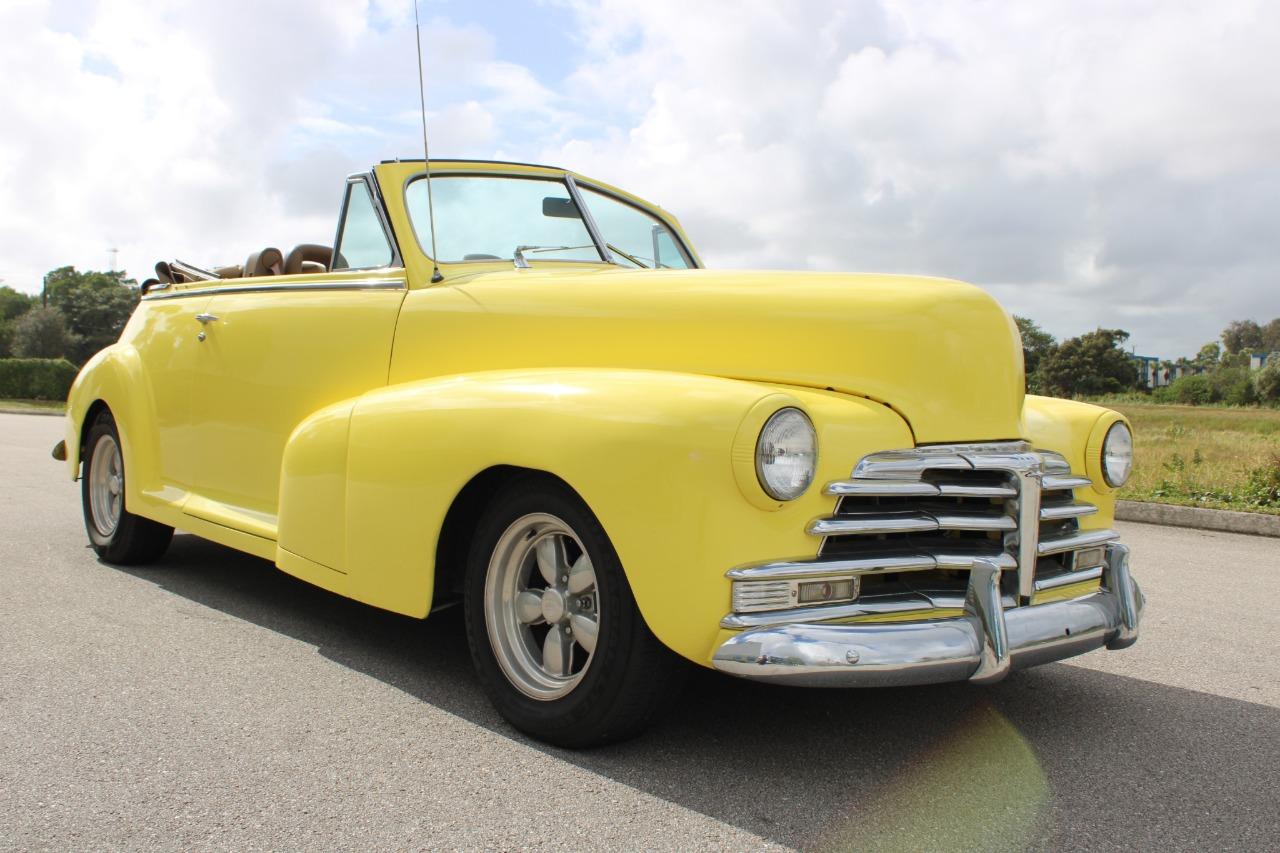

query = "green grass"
(1102, 402), (1280, 515)
(0, 398), (66, 413)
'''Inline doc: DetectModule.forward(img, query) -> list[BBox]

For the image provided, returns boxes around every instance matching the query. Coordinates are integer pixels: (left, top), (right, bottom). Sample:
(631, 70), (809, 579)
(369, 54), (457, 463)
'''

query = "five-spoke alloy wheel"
(80, 410), (174, 565)
(484, 513), (600, 700)
(464, 475), (684, 747)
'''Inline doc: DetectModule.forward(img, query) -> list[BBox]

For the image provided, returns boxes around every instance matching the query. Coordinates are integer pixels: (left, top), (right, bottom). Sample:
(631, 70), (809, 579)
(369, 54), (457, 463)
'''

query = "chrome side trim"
(141, 279), (406, 301)
(1033, 565), (1104, 591)
(711, 546), (1143, 687)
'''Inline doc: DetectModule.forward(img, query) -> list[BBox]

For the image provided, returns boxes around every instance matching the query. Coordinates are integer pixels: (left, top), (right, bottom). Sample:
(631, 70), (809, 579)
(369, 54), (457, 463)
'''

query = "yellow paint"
(62, 159), (1131, 669)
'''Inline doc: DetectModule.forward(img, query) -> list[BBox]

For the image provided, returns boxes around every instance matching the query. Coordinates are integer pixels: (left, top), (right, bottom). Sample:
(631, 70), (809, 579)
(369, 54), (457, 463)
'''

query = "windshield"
(405, 174), (693, 269)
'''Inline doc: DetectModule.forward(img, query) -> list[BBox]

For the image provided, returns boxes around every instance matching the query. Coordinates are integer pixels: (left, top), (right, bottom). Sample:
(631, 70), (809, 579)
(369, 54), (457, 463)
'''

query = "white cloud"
(543, 0), (1280, 357)
(1, 0), (1275, 360)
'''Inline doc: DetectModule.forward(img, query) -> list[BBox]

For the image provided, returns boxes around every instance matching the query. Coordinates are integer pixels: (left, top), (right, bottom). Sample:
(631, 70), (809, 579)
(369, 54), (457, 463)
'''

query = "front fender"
(306, 368), (911, 665)
(63, 345), (158, 500)
(1022, 395), (1129, 529)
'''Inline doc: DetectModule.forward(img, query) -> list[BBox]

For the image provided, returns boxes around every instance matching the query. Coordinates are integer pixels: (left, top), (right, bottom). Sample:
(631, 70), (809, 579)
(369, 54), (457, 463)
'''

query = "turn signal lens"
(756, 408), (817, 501)
(797, 578), (858, 605)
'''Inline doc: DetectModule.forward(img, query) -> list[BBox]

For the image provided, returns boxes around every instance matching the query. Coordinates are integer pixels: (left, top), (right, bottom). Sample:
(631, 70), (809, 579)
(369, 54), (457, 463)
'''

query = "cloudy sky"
(2, 0), (1276, 358)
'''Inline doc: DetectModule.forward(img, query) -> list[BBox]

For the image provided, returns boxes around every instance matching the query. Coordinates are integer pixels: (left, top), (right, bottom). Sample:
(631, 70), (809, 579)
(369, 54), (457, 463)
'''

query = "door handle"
(195, 313), (218, 342)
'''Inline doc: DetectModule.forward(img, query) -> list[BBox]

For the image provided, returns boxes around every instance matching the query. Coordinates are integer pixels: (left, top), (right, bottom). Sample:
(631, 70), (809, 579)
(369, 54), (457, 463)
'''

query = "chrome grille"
(722, 441), (1119, 627)
(813, 441), (1114, 603)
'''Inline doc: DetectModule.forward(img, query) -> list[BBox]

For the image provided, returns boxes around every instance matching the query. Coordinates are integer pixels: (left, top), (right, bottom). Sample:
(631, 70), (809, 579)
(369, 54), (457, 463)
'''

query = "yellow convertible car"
(56, 159), (1142, 746)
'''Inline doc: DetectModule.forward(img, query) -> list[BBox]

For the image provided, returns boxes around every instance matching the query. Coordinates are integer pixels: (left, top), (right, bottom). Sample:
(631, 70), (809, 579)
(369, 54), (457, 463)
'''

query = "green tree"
(1036, 328), (1139, 398)
(0, 285), (37, 357)
(1221, 319), (1265, 354)
(1263, 318), (1280, 352)
(1195, 342), (1222, 369)
(1013, 315), (1056, 392)
(11, 306), (71, 359)
(43, 267), (140, 364)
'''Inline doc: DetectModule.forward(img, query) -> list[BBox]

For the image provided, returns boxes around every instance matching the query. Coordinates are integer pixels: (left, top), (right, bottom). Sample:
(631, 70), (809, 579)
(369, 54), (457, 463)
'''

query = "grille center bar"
(963, 450), (1043, 603)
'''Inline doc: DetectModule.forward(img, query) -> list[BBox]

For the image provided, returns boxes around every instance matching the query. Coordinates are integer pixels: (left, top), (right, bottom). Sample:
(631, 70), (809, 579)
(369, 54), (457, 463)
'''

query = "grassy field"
(0, 398), (66, 413)
(1104, 402), (1280, 515)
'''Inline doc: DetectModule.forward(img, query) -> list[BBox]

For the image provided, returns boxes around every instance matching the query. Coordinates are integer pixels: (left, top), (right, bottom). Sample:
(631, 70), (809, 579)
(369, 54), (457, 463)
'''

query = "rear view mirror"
(542, 197), (580, 219)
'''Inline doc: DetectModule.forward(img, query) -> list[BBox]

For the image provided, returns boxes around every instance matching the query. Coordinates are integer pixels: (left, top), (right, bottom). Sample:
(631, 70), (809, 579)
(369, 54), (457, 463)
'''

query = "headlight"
(755, 408), (816, 501)
(1102, 421), (1133, 487)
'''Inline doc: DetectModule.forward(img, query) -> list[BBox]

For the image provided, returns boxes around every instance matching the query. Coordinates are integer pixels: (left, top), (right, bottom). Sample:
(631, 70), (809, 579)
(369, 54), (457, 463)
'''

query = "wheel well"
(433, 465), (575, 608)
(79, 400), (111, 461)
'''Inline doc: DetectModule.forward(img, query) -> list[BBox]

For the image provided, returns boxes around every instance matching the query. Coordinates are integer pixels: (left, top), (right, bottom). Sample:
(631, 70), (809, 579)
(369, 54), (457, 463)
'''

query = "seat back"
(285, 244), (333, 275)
(244, 247), (284, 277)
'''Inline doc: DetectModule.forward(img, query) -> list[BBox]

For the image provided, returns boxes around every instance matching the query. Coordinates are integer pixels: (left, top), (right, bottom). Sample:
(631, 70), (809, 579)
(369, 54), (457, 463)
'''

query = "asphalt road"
(2, 412), (1278, 852)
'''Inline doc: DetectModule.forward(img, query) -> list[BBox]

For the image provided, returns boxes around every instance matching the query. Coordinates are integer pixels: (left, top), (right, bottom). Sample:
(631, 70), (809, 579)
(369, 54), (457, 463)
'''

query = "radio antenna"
(413, 0), (444, 283)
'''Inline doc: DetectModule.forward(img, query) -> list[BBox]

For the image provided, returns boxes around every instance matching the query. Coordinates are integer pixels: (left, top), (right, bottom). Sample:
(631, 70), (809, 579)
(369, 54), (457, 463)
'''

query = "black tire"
(81, 411), (174, 565)
(464, 475), (685, 748)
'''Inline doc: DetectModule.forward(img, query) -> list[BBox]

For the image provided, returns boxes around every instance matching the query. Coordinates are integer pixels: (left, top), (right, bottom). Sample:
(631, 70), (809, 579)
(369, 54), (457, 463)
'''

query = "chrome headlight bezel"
(755, 407), (817, 501)
(1101, 421), (1134, 488)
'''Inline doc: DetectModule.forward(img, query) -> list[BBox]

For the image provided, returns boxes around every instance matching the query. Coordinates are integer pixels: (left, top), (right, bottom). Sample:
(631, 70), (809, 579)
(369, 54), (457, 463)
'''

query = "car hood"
(403, 266), (1026, 443)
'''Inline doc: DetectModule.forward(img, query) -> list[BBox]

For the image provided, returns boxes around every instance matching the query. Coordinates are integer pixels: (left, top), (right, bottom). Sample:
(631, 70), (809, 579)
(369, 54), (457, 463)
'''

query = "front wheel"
(81, 411), (173, 565)
(464, 477), (684, 748)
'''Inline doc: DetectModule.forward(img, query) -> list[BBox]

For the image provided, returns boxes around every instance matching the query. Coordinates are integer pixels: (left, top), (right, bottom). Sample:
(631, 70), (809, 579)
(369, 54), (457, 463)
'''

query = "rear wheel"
(464, 476), (684, 747)
(81, 411), (173, 565)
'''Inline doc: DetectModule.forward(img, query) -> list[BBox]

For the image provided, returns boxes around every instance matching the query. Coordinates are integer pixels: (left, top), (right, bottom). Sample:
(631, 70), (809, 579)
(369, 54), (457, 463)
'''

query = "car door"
(128, 289), (214, 501)
(185, 174), (407, 540)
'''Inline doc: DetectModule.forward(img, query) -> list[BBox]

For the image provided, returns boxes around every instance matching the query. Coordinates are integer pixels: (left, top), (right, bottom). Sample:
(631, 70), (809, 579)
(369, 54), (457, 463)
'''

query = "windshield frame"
(400, 169), (698, 270)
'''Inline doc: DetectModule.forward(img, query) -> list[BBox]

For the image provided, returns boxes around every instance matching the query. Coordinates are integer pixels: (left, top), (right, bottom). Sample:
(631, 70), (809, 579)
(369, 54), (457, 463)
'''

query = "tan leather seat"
(244, 247), (284, 277)
(212, 264), (243, 279)
(284, 244), (332, 275)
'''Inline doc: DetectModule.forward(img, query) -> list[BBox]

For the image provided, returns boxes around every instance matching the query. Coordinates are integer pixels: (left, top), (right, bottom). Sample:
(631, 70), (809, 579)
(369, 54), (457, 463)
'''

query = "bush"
(1165, 373), (1212, 405)
(0, 358), (79, 400)
(1256, 361), (1280, 403)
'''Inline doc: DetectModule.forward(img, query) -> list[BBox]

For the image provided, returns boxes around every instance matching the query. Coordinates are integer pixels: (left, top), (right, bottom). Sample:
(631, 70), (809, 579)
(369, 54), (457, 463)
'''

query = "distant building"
(1249, 352), (1278, 370)
(1131, 354), (1164, 388)
(1129, 354), (1206, 388)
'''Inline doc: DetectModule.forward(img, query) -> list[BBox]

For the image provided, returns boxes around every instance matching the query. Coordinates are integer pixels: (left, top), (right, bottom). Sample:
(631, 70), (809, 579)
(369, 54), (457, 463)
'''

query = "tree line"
(1016, 315), (1280, 405)
(0, 267), (140, 365)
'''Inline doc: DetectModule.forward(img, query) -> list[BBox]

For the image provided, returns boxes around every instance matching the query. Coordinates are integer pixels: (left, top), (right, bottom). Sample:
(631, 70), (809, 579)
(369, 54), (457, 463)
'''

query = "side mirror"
(542, 197), (580, 219)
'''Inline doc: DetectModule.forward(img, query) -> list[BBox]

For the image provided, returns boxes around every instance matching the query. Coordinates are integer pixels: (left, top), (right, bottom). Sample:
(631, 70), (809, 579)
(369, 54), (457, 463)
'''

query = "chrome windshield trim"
(564, 174), (613, 265)
(141, 278), (406, 301)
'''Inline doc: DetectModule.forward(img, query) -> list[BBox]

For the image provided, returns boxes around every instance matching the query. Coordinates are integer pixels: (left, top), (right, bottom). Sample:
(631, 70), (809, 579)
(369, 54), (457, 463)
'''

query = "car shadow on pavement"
(107, 534), (1280, 852)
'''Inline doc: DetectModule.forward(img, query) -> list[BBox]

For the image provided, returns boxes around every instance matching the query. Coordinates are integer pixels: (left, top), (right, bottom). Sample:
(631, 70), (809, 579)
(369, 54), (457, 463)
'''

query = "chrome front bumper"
(711, 544), (1143, 687)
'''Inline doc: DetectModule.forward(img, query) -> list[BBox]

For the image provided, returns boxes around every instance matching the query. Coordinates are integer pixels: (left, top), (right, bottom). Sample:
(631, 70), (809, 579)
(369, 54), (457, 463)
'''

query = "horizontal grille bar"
(808, 508), (1016, 537)
(1034, 565), (1104, 592)
(1042, 474), (1092, 491)
(1038, 528), (1119, 556)
(1039, 502), (1099, 521)
(824, 479), (1017, 498)
(728, 554), (937, 580)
